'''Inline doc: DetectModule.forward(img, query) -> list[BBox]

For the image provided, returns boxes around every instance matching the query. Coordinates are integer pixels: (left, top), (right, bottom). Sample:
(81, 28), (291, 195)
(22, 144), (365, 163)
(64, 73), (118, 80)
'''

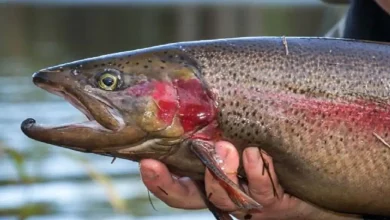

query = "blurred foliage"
(0, 203), (51, 220)
(1, 142), (30, 183)
(0, 142), (129, 218)
(67, 152), (128, 214)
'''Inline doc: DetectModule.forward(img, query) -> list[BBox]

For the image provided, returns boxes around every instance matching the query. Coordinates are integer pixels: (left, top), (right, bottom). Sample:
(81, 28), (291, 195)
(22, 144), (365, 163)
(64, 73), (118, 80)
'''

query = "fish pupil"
(103, 77), (114, 86)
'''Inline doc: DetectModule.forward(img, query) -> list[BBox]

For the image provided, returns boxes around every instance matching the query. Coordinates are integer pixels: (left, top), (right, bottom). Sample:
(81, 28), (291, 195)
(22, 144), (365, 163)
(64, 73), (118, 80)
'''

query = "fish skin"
(178, 37), (390, 216)
(22, 37), (390, 217)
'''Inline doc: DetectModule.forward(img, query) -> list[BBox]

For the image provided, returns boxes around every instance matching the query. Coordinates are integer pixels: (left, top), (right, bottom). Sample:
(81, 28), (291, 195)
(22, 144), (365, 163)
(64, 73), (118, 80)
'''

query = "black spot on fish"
(252, 110), (257, 117)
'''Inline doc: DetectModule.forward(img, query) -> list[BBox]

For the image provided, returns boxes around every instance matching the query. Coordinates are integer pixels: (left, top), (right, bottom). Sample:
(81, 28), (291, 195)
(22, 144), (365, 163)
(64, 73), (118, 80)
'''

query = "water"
(0, 1), (346, 219)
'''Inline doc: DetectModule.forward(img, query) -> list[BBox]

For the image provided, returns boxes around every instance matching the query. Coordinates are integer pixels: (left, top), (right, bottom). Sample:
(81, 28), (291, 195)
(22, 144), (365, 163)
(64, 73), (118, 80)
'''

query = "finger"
(140, 159), (205, 209)
(230, 210), (264, 220)
(243, 147), (283, 206)
(205, 141), (240, 211)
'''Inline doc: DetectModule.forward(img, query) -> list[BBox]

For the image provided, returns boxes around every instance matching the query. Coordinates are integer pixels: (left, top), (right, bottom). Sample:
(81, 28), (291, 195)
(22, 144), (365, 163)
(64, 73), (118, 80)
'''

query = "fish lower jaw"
(21, 118), (111, 133)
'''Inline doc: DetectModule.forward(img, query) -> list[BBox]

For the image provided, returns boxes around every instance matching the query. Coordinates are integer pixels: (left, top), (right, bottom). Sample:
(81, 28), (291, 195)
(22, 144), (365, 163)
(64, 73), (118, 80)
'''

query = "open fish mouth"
(20, 70), (144, 152)
(37, 77), (95, 121)
(21, 70), (125, 134)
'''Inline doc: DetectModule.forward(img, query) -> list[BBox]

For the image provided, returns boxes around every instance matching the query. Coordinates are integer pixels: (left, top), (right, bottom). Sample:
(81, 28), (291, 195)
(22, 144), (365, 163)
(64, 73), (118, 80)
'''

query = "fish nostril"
(32, 71), (50, 85)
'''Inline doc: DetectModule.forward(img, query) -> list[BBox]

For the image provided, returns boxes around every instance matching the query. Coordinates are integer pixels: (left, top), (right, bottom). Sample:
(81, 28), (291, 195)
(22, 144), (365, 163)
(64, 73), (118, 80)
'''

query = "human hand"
(139, 141), (359, 220)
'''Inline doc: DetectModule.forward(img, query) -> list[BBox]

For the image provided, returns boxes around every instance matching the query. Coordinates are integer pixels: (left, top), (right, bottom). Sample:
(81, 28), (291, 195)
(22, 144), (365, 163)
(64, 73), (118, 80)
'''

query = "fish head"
(21, 46), (217, 169)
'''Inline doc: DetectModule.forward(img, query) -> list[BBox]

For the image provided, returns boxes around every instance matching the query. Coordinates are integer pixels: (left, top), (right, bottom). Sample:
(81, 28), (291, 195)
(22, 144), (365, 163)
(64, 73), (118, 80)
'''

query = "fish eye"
(98, 72), (119, 91)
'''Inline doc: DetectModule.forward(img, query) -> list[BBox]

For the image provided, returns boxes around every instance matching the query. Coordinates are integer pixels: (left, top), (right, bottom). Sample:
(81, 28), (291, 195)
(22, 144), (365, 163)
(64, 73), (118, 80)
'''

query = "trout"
(21, 37), (390, 219)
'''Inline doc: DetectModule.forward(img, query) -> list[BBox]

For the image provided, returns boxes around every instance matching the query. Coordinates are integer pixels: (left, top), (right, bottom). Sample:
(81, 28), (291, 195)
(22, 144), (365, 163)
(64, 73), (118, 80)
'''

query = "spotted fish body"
(22, 37), (390, 217)
(177, 38), (390, 215)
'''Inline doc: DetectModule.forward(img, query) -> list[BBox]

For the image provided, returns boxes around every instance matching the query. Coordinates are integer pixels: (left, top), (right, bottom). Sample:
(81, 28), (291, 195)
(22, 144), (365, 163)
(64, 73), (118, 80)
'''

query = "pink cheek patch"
(151, 81), (179, 125)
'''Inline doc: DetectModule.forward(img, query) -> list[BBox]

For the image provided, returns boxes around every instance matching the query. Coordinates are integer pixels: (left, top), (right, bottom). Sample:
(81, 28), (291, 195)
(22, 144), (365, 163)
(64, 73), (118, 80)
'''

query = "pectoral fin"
(189, 139), (262, 210)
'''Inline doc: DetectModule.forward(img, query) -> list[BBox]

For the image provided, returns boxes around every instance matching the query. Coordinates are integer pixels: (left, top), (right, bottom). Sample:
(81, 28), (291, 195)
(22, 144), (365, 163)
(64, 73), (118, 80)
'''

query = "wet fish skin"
(181, 37), (390, 216)
(21, 37), (390, 217)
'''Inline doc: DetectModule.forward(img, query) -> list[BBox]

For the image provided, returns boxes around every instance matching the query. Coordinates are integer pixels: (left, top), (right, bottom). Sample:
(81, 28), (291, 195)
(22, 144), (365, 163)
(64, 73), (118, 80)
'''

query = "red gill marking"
(173, 78), (217, 133)
(126, 78), (217, 133)
(126, 81), (178, 125)
(190, 121), (221, 141)
(151, 81), (178, 125)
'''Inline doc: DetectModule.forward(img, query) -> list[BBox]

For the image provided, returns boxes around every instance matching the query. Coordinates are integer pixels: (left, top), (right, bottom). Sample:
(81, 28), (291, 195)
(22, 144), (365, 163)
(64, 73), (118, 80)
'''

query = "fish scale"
(21, 37), (390, 218)
(180, 37), (390, 215)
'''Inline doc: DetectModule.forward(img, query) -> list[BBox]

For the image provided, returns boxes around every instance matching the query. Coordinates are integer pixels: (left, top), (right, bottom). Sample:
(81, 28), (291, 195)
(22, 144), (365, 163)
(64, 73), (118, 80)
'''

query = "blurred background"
(0, 0), (347, 219)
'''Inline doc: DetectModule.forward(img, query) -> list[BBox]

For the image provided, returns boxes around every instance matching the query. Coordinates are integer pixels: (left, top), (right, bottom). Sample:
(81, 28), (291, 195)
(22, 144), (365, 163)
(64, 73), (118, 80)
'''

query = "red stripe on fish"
(247, 89), (390, 133)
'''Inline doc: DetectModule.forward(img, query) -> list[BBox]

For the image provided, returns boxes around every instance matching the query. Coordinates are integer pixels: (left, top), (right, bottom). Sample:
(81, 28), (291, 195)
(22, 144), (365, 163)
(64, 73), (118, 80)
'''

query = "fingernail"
(245, 147), (260, 164)
(141, 168), (156, 180)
